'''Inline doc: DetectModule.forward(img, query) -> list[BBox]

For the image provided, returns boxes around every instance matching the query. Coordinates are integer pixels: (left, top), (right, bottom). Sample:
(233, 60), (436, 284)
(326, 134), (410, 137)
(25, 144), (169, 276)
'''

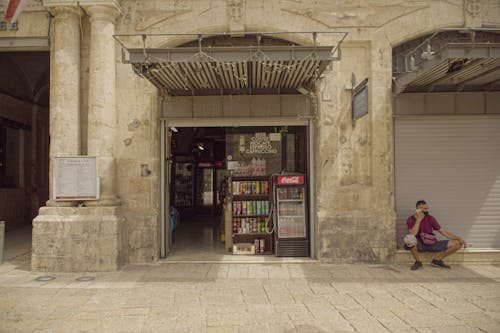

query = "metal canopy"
(127, 45), (335, 96)
(393, 31), (500, 94)
(115, 32), (347, 96)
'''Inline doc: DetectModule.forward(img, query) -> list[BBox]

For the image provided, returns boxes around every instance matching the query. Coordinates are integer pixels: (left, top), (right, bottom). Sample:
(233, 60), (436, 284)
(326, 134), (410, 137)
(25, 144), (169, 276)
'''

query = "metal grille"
(276, 239), (310, 257)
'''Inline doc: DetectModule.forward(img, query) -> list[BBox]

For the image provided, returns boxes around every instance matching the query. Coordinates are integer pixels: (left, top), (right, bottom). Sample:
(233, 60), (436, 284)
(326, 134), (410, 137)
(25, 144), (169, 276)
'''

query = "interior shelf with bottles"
(173, 162), (194, 206)
(231, 175), (273, 254)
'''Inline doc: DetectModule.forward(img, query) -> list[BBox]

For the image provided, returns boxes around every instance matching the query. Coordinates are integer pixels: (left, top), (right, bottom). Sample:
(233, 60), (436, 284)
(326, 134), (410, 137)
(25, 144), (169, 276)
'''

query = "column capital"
(84, 4), (121, 24)
(47, 5), (83, 18)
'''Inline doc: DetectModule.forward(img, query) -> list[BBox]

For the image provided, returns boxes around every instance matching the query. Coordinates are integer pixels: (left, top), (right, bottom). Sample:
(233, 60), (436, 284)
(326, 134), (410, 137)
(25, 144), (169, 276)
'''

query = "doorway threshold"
(158, 254), (318, 264)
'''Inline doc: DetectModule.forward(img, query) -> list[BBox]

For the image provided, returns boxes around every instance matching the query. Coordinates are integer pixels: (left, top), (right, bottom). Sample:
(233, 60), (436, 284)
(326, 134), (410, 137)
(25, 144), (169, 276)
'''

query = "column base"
(32, 206), (125, 272)
(84, 195), (120, 207)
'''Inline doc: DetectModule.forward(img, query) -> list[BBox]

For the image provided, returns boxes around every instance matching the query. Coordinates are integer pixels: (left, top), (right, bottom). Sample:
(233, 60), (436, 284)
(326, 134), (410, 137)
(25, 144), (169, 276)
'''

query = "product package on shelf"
(232, 180), (269, 196)
(230, 175), (273, 255)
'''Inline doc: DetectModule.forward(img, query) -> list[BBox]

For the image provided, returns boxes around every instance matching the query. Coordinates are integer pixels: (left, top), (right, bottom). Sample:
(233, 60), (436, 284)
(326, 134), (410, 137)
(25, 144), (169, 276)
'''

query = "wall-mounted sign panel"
(53, 157), (99, 201)
(352, 78), (369, 126)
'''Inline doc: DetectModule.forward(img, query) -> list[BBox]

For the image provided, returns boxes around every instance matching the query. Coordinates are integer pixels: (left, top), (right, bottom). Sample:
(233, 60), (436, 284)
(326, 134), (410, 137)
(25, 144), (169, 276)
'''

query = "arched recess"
(381, 2), (465, 47)
(0, 50), (49, 231)
(129, 32), (338, 257)
(0, 54), (33, 101)
(392, 28), (500, 250)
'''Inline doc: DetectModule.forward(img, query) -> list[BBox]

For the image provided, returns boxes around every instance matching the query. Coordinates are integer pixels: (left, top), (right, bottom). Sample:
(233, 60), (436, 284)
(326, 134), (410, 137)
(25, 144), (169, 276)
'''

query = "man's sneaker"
(431, 259), (451, 269)
(410, 261), (423, 270)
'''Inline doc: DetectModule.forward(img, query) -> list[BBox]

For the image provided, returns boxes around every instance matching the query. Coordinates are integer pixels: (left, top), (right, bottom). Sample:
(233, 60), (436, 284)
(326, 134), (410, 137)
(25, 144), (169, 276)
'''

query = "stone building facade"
(0, 0), (499, 271)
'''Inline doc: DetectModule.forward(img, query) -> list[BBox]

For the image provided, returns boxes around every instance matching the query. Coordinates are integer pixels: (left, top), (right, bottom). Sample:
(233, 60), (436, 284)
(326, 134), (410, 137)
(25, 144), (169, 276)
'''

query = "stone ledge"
(394, 249), (500, 264)
(38, 206), (121, 216)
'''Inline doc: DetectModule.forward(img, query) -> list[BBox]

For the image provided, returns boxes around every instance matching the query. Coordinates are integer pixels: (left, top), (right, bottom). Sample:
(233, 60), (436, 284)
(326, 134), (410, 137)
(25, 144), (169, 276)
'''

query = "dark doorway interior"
(168, 126), (308, 258)
(0, 51), (50, 232)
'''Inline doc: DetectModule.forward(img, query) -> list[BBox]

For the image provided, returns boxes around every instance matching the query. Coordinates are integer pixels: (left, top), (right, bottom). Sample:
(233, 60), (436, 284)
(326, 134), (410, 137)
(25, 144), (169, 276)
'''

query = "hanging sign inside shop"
(53, 157), (99, 201)
(197, 161), (224, 168)
(239, 135), (245, 154)
(246, 132), (278, 154)
(269, 133), (281, 141)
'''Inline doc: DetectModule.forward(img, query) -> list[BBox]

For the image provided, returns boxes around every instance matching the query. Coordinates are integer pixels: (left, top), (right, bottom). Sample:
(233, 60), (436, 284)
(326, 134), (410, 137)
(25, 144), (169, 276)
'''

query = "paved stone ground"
(1, 246), (500, 333)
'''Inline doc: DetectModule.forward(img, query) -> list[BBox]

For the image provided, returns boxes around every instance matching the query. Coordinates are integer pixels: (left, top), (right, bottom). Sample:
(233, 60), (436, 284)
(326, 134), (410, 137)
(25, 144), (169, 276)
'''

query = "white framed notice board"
(53, 156), (99, 201)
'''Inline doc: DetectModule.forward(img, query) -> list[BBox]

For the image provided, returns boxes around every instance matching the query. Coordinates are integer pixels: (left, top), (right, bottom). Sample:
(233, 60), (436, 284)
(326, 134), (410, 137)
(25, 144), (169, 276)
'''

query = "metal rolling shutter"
(395, 116), (500, 249)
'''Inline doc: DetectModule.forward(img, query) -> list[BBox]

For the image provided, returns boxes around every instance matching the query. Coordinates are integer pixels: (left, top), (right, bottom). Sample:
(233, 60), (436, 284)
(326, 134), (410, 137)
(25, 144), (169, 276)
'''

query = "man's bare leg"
(410, 246), (420, 262)
(435, 239), (463, 261)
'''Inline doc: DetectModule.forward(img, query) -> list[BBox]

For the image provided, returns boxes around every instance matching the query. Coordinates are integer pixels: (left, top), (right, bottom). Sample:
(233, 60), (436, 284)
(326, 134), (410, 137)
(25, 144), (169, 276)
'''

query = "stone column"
(46, 6), (82, 207)
(84, 5), (120, 206)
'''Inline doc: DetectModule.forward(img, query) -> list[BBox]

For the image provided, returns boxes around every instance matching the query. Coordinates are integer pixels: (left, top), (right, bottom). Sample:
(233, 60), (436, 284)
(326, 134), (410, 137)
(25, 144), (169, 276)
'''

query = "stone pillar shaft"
(47, 6), (82, 206)
(85, 5), (120, 206)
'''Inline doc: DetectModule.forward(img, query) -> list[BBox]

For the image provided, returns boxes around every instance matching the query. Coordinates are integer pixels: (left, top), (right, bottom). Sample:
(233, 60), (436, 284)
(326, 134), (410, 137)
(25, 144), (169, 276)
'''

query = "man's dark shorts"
(405, 240), (449, 252)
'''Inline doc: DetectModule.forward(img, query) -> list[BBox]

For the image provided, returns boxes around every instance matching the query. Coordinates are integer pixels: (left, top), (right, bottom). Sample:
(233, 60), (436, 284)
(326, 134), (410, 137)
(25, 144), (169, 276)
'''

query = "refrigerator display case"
(195, 166), (214, 214)
(273, 174), (310, 257)
(172, 161), (194, 206)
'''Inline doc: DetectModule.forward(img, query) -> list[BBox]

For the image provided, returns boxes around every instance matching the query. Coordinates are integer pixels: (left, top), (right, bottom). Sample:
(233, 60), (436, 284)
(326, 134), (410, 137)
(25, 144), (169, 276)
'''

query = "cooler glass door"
(276, 186), (306, 239)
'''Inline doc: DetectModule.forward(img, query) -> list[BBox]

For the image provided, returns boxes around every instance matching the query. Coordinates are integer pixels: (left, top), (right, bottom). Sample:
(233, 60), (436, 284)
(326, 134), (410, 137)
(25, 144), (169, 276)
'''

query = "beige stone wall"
(6, 0), (498, 268)
(0, 5), (49, 40)
(109, 0), (498, 263)
(115, 62), (160, 263)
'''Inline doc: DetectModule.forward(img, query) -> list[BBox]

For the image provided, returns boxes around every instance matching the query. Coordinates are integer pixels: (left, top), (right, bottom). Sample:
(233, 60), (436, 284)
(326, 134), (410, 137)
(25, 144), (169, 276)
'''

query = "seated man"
(405, 200), (466, 270)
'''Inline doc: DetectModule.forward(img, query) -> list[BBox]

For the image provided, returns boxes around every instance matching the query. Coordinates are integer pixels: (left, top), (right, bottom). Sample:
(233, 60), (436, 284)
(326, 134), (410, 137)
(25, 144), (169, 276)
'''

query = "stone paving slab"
(1, 258), (500, 333)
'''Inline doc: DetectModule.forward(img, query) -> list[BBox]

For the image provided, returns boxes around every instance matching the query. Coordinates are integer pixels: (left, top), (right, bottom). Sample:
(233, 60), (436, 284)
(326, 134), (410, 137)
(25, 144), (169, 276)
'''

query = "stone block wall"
(111, 0), (492, 263)
(4, 0), (496, 268)
(115, 54), (161, 262)
(32, 207), (125, 272)
(319, 212), (396, 263)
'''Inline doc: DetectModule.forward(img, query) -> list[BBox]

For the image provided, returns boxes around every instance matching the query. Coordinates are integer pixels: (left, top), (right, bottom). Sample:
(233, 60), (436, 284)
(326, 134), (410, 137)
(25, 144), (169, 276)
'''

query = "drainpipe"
(0, 221), (4, 264)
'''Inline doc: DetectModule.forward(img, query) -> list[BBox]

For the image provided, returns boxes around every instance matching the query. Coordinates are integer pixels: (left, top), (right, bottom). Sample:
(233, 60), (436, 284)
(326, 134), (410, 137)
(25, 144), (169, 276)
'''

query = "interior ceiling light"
(447, 59), (467, 73)
(170, 127), (178, 132)
(197, 144), (205, 151)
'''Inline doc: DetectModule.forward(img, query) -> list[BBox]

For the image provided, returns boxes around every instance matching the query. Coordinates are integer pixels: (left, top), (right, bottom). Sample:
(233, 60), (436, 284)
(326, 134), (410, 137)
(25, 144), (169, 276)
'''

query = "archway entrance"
(0, 51), (50, 264)
(116, 31), (347, 260)
(392, 30), (500, 250)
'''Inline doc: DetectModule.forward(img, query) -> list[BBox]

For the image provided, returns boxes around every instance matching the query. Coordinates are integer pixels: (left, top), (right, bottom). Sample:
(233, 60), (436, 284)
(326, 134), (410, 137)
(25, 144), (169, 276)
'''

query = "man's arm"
(438, 229), (467, 247)
(408, 211), (424, 235)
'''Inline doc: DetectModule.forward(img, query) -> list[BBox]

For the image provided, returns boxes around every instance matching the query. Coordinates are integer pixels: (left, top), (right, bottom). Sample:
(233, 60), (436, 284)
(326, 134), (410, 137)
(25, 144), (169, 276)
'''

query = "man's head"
(416, 200), (429, 214)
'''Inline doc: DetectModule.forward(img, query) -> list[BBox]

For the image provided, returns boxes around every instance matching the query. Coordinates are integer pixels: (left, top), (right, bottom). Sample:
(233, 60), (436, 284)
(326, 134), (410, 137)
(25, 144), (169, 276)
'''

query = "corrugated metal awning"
(125, 45), (336, 96)
(394, 38), (500, 94)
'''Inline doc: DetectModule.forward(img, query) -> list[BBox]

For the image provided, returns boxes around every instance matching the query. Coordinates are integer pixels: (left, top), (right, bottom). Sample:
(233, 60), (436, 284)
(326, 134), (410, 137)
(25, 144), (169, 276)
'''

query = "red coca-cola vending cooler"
(272, 174), (310, 257)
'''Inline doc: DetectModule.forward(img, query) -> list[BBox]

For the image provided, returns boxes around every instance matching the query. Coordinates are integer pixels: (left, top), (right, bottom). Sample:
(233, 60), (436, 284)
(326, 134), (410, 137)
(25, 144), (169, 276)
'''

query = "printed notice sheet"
(54, 157), (99, 200)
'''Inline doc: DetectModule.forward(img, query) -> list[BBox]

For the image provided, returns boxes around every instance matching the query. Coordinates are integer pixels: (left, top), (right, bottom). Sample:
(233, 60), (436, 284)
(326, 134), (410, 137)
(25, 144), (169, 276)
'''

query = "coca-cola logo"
(277, 176), (304, 185)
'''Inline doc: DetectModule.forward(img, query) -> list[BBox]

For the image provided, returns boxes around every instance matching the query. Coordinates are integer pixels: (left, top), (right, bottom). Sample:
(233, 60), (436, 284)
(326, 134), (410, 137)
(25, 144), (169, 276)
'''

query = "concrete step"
(395, 248), (500, 264)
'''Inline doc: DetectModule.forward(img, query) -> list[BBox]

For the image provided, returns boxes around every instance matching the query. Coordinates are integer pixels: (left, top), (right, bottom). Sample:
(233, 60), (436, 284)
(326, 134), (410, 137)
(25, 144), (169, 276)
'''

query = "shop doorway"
(163, 125), (310, 260)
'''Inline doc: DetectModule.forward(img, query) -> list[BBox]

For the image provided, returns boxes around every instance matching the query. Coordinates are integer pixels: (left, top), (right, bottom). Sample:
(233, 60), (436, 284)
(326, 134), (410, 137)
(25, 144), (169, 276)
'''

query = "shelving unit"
(173, 162), (194, 206)
(231, 175), (273, 255)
